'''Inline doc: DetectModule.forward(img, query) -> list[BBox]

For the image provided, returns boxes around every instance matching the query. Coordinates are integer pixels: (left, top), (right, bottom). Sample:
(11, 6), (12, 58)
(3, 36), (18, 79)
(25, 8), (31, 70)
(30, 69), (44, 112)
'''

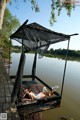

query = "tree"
(0, 0), (9, 33)
(0, 8), (20, 57)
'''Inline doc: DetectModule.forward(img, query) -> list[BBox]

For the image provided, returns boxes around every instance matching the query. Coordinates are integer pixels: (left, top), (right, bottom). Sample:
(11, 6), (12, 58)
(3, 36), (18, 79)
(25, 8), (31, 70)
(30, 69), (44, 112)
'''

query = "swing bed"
(10, 20), (78, 114)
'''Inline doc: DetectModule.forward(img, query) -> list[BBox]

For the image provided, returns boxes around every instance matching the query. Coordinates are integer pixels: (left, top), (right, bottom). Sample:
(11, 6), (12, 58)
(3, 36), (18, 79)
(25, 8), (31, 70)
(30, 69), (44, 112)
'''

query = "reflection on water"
(10, 53), (80, 120)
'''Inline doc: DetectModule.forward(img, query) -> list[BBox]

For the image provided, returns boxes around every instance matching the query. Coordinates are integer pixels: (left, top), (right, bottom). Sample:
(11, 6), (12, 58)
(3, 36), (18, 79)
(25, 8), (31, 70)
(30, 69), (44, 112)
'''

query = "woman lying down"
(20, 86), (59, 102)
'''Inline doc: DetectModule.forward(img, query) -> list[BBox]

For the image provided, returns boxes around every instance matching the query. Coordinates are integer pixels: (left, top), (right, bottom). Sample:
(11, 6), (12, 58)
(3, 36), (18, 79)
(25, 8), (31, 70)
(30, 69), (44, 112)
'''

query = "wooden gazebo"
(10, 20), (78, 114)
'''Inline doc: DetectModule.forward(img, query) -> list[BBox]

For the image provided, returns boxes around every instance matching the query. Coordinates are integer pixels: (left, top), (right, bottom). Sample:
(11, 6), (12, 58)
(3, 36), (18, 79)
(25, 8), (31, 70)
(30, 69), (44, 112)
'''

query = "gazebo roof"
(10, 20), (78, 52)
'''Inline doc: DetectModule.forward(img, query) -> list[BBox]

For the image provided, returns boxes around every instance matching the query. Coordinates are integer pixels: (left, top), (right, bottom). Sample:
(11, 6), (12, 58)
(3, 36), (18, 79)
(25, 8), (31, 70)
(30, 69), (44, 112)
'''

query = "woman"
(24, 86), (59, 100)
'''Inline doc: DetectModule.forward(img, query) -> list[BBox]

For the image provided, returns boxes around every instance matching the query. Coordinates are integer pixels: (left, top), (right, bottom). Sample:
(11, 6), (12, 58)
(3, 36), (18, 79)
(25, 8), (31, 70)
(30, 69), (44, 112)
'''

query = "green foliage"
(2, 8), (20, 37)
(0, 8), (20, 58)
(30, 0), (39, 12)
(47, 48), (80, 58)
(10, 0), (39, 12)
(50, 0), (75, 25)
(9, 0), (76, 25)
(44, 48), (80, 61)
(12, 45), (22, 53)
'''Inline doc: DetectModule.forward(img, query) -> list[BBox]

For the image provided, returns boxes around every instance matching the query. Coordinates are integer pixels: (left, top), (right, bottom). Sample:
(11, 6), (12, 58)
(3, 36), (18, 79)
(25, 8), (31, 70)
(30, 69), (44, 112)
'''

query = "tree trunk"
(0, 0), (9, 34)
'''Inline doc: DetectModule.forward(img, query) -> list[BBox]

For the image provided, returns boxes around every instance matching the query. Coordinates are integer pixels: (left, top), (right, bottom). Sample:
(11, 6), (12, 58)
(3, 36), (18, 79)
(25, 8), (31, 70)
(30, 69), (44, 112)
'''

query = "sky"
(7, 0), (80, 50)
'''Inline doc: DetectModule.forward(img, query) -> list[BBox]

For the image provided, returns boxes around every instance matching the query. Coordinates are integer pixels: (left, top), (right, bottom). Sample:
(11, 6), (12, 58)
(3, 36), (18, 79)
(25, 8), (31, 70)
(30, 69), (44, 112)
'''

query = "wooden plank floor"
(0, 55), (20, 120)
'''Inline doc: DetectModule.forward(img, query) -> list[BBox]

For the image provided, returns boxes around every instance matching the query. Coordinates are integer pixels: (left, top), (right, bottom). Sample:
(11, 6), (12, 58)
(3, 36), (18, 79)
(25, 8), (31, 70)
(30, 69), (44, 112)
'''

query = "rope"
(61, 39), (70, 97)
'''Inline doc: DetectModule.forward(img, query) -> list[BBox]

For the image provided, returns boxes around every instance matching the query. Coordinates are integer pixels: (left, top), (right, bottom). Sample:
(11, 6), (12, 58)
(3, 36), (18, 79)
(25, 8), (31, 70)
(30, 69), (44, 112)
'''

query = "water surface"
(10, 53), (80, 120)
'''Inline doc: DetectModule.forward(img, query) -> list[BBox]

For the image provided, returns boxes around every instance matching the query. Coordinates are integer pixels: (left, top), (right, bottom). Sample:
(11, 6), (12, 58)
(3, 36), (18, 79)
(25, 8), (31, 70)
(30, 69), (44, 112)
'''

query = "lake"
(10, 53), (80, 120)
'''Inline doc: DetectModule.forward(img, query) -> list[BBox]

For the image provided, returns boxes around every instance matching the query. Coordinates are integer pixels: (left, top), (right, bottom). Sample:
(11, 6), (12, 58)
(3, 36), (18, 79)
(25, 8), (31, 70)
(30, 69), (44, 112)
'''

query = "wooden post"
(11, 53), (26, 103)
(32, 52), (37, 80)
(22, 38), (24, 53)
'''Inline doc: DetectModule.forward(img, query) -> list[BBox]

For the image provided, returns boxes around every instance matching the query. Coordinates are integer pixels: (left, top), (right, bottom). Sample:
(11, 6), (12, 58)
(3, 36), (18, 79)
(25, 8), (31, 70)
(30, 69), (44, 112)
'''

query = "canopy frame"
(10, 20), (78, 54)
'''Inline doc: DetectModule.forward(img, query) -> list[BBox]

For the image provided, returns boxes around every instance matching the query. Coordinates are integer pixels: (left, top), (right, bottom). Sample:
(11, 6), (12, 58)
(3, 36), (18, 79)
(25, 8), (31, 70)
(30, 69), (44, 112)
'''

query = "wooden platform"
(0, 55), (20, 120)
(16, 79), (61, 115)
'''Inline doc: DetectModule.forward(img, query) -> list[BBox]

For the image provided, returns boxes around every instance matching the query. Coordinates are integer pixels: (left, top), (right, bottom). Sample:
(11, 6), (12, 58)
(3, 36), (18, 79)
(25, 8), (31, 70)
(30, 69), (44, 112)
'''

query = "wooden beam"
(10, 75), (32, 79)
(32, 53), (37, 80)
(11, 53), (26, 103)
(35, 76), (52, 90)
